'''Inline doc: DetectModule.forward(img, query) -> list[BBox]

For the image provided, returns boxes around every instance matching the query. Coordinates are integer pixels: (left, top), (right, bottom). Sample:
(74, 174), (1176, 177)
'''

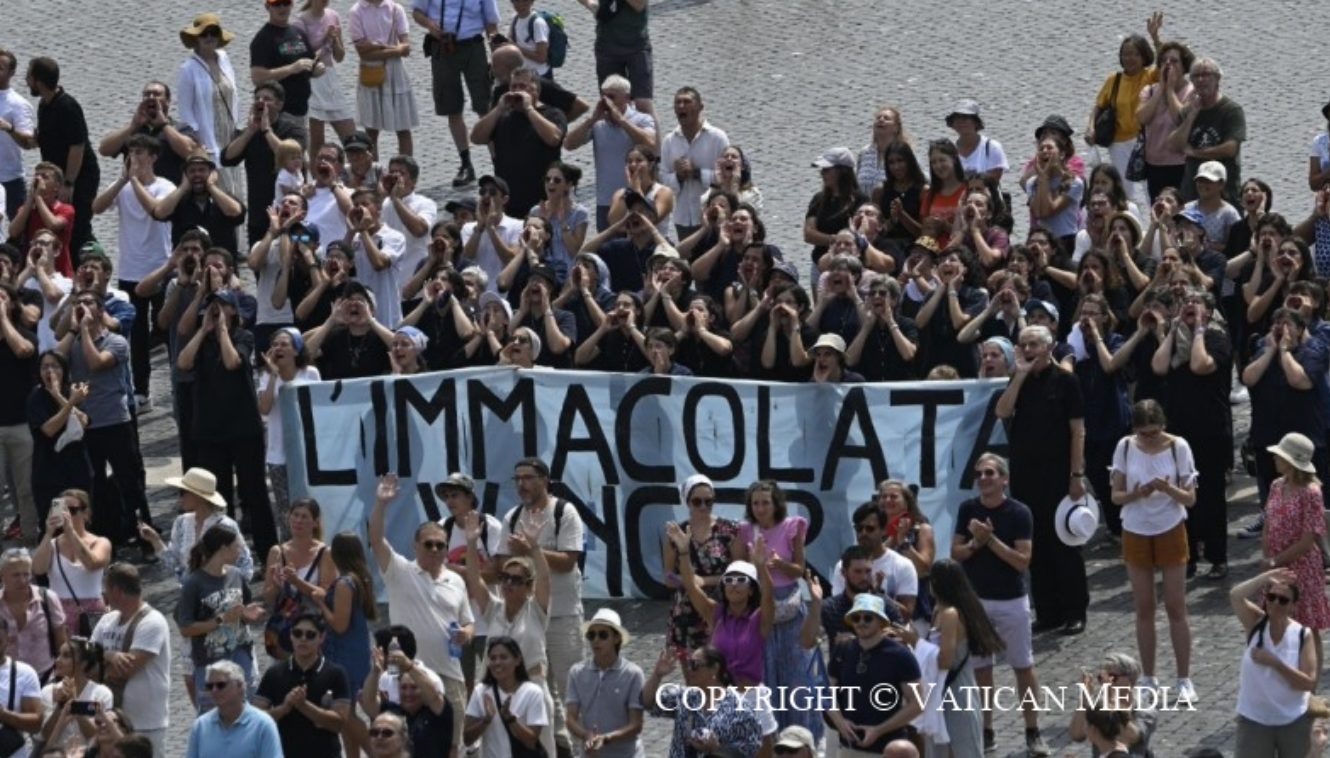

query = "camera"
(69, 701), (96, 717)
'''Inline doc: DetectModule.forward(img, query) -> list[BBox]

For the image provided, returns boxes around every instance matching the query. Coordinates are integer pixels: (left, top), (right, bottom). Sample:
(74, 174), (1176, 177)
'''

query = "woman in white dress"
(296, 0), (358, 159)
(176, 13), (242, 195)
(349, 0), (419, 157)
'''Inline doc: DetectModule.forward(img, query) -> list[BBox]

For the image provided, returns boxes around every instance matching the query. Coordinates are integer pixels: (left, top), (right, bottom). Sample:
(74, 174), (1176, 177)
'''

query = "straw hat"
(180, 13), (235, 49)
(164, 468), (228, 508)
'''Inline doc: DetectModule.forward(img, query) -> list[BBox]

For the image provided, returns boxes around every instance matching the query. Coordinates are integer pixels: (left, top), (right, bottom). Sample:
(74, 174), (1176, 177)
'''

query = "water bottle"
(386, 635), (402, 676)
(448, 621), (463, 660)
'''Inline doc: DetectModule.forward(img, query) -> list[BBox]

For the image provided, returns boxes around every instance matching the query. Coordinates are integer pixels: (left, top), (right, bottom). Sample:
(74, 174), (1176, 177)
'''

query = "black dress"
(26, 387), (93, 520)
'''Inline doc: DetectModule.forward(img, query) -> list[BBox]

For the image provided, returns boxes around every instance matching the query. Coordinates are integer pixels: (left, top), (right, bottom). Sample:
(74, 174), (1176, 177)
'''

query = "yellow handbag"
(359, 63), (386, 88)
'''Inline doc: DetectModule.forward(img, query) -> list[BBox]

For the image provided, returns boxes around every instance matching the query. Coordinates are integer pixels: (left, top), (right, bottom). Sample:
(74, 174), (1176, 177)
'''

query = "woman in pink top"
(1135, 41), (1196, 201)
(668, 523), (773, 687)
(295, 0), (356, 159)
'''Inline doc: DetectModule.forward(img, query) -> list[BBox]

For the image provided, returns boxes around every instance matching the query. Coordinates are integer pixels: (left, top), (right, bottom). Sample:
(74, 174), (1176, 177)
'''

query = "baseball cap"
(343, 132), (373, 153)
(478, 175), (510, 196)
(433, 472), (476, 499)
(774, 726), (816, 752)
(445, 198), (477, 215)
(1024, 299), (1060, 323)
(1195, 160), (1227, 184)
(811, 147), (855, 170)
(1173, 206), (1206, 228)
(527, 264), (559, 291)
(206, 289), (240, 309)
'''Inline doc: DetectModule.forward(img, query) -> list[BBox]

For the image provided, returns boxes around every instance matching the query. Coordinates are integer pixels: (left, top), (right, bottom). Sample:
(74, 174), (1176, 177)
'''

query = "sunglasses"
(501, 574), (531, 586)
(848, 613), (878, 625)
(721, 575), (751, 586)
(1267, 593), (1293, 606)
(421, 540), (448, 552)
(585, 629), (614, 641)
(689, 498), (714, 508)
(369, 728), (397, 739)
(201, 27), (223, 38)
(290, 628), (320, 640)
(67, 505), (88, 515)
(204, 681), (231, 691)
(774, 748), (804, 756)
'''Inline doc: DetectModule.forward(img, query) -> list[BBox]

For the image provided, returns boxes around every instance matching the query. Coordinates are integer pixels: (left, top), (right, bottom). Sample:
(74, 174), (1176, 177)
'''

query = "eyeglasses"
(1266, 593), (1293, 606)
(975, 469), (1000, 478)
(420, 540), (448, 552)
(853, 523), (877, 533)
(721, 575), (750, 586)
(290, 628), (320, 640)
(585, 629), (614, 641)
(689, 498), (714, 508)
(501, 574), (531, 586)
(204, 681), (232, 691)
(369, 728), (397, 739)
(848, 613), (878, 625)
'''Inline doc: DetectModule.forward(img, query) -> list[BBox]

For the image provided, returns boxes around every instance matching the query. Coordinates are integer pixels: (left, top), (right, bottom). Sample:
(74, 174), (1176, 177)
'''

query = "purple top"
(712, 607), (765, 685)
(739, 516), (806, 589)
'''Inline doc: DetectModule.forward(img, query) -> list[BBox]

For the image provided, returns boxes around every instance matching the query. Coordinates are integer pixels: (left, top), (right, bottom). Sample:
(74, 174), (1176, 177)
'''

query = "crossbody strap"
(6, 661), (13, 711)
(54, 549), (83, 608)
(119, 606), (150, 654)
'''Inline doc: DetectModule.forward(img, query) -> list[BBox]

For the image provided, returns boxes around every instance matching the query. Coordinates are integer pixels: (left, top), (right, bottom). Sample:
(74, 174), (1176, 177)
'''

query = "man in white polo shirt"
(369, 472), (474, 757)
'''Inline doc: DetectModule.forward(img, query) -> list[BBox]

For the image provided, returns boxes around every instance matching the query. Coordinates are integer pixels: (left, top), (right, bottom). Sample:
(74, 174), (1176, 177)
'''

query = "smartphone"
(70, 701), (96, 717)
(50, 498), (66, 521)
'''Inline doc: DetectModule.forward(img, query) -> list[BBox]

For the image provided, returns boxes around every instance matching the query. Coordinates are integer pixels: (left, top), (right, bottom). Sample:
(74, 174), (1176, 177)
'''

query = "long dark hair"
(330, 532), (378, 620)
(188, 525), (238, 572)
(927, 140), (964, 188)
(482, 636), (531, 685)
(930, 558), (1005, 658)
(883, 141), (926, 188)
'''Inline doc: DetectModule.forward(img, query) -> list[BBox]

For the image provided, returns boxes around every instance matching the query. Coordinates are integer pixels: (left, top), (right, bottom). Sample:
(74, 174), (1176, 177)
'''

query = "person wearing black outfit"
(176, 289), (278, 561)
(26, 57), (98, 256)
(511, 265), (575, 368)
(304, 280), (394, 380)
(470, 68), (567, 218)
(222, 83), (309, 246)
(0, 284), (38, 540)
(26, 350), (92, 521)
(819, 545), (905, 649)
(847, 277), (919, 381)
(96, 80), (201, 189)
(825, 593), (922, 755)
(398, 266), (476, 371)
(1150, 288), (1232, 579)
(250, 0), (321, 119)
(996, 324), (1088, 636)
(153, 150), (245, 252)
(254, 613), (351, 757)
(573, 292), (647, 373)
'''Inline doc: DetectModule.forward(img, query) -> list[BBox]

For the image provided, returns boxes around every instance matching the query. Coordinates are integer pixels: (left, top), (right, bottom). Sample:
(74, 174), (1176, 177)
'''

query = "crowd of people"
(0, 0), (1327, 755)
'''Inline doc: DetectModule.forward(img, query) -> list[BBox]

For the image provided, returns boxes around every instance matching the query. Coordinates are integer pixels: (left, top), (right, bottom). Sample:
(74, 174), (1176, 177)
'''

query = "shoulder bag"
(1093, 74), (1122, 148)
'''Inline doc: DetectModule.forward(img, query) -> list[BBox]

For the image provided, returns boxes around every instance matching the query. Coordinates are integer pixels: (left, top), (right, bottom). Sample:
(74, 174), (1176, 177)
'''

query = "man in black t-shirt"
(26, 57), (99, 255)
(951, 452), (1050, 756)
(249, 0), (322, 118)
(222, 83), (308, 247)
(254, 613), (351, 757)
(96, 80), (200, 186)
(305, 280), (393, 379)
(826, 594), (921, 754)
(470, 68), (567, 218)
(490, 44), (589, 121)
(996, 324), (1088, 637)
(153, 151), (245, 254)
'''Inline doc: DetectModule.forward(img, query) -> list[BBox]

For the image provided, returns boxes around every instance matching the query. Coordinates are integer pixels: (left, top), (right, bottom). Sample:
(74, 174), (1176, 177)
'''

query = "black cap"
(528, 264), (559, 290)
(343, 132), (373, 152)
(1035, 115), (1074, 140)
(478, 175), (510, 196)
(445, 198), (478, 215)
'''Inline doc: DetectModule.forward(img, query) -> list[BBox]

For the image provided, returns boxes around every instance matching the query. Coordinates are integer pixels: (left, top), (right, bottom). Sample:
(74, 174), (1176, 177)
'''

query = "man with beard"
(820, 545), (905, 649)
(222, 83), (308, 246)
(153, 150), (245, 252)
(98, 80), (200, 187)
(660, 87), (729, 240)
(830, 504), (917, 618)
(26, 57), (99, 255)
(996, 324), (1088, 637)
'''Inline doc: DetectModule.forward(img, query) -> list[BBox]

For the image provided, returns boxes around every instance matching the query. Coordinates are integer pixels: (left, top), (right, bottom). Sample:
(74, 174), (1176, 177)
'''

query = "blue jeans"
(193, 646), (255, 713)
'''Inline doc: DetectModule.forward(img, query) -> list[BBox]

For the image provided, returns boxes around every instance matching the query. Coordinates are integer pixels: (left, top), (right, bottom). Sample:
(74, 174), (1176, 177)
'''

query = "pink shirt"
(1141, 82), (1195, 166)
(739, 516), (806, 589)
(0, 587), (65, 676)
(295, 9), (343, 67)
(349, 0), (409, 46)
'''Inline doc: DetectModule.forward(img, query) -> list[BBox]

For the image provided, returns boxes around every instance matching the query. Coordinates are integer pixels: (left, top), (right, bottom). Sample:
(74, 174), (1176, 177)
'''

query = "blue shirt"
(186, 703), (283, 758)
(411, 0), (500, 40)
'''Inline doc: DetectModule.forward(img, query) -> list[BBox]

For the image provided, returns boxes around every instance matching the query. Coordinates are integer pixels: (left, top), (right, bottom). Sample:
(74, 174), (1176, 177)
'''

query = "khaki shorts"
(1122, 521), (1190, 569)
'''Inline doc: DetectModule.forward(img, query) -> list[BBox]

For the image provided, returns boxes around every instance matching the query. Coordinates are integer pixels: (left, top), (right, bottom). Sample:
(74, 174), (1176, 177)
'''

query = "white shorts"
(974, 596), (1034, 670)
(308, 64), (355, 123)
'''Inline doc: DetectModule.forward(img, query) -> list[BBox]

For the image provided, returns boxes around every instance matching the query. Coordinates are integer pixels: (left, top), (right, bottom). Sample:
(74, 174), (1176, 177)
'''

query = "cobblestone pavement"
(5, 0), (1319, 755)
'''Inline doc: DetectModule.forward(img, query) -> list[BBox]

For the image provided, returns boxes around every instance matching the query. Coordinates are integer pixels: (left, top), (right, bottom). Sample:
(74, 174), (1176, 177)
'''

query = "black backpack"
(507, 499), (568, 541)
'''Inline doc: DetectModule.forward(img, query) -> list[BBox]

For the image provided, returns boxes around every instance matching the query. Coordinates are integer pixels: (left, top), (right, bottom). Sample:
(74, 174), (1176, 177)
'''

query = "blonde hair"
(274, 139), (305, 175)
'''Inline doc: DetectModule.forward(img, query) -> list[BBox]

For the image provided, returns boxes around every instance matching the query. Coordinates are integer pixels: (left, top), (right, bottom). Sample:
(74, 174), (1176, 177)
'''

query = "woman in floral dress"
(1262, 432), (1330, 671)
(662, 474), (739, 652)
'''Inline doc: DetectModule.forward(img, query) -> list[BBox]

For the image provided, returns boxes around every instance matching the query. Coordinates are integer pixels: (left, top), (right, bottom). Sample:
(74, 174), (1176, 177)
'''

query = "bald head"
(491, 44), (524, 80)
(883, 741), (920, 758)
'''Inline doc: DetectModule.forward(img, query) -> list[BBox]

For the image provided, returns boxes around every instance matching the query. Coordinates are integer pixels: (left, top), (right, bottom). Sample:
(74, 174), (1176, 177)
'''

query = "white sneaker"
(1238, 513), (1265, 539)
(1137, 675), (1159, 692)
(1176, 677), (1197, 703)
(135, 393), (152, 412)
(1230, 385), (1249, 404)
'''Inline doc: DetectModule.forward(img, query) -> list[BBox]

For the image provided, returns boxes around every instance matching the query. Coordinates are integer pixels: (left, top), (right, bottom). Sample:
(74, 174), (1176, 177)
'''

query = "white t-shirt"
(253, 240), (294, 326)
(113, 177), (176, 281)
(482, 594), (549, 676)
(740, 686), (779, 737)
(831, 548), (919, 600)
(21, 272), (72, 353)
(1110, 435), (1197, 536)
(39, 680), (114, 746)
(0, 89), (35, 183)
(958, 135), (1010, 176)
(353, 225), (407, 326)
(258, 366), (322, 465)
(91, 606), (171, 731)
(496, 500), (584, 617)
(382, 551), (474, 682)
(306, 187), (349, 255)
(461, 217), (524, 292)
(510, 12), (551, 76)
(1311, 132), (1330, 173)
(0, 658), (40, 758)
(382, 192), (439, 289)
(442, 512), (504, 636)
(465, 680), (548, 758)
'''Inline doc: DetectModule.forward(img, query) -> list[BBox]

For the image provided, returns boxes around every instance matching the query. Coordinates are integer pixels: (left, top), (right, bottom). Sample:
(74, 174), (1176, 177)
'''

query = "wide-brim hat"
(1268, 433), (1317, 473)
(180, 13), (235, 49)
(165, 467), (228, 508)
(582, 608), (632, 645)
(945, 98), (984, 130)
(844, 592), (891, 625)
(811, 333), (846, 354)
(1055, 492), (1100, 547)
